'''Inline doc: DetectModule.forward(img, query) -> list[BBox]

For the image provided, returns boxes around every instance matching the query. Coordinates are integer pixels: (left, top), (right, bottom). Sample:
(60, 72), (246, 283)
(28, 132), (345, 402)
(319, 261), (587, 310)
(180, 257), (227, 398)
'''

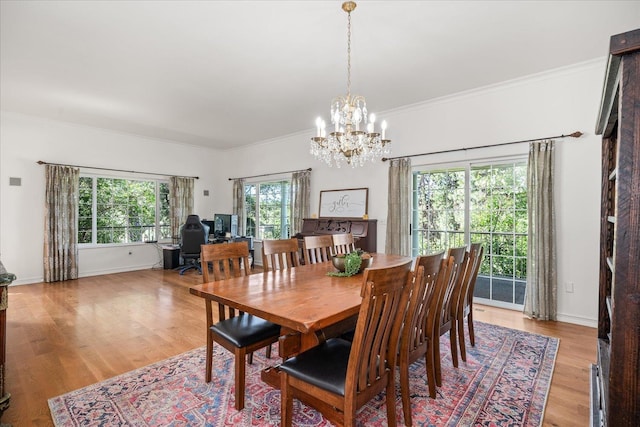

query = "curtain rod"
(228, 167), (312, 181)
(381, 131), (583, 162)
(36, 161), (199, 179)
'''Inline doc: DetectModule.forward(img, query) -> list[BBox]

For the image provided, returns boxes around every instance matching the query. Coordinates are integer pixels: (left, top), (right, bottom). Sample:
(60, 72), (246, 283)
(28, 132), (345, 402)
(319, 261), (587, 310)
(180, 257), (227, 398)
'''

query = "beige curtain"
(44, 165), (79, 282)
(524, 140), (557, 320)
(169, 177), (194, 243)
(290, 170), (311, 236)
(385, 158), (412, 256)
(232, 178), (245, 236)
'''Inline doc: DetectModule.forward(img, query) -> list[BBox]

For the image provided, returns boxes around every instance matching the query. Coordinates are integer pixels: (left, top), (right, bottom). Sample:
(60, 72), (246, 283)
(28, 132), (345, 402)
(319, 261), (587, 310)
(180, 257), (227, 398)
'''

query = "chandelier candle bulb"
(381, 120), (387, 140)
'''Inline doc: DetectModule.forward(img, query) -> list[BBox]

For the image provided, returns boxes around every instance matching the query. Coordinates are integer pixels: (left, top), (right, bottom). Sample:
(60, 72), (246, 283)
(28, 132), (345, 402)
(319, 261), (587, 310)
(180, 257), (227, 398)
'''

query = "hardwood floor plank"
(1, 269), (595, 426)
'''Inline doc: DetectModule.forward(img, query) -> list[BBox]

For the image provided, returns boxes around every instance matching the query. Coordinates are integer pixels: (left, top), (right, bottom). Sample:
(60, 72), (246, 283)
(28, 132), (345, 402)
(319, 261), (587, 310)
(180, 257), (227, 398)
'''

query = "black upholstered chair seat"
(210, 314), (281, 348)
(279, 338), (351, 396)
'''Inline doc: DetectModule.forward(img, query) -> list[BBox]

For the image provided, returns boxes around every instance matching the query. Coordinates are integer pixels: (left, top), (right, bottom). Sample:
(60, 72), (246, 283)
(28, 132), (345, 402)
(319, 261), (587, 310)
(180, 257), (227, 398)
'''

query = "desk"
(189, 253), (411, 385)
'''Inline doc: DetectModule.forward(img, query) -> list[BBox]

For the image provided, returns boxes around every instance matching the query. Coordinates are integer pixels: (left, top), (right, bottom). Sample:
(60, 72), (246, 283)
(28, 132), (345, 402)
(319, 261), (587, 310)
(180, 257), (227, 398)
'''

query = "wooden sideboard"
(297, 218), (377, 253)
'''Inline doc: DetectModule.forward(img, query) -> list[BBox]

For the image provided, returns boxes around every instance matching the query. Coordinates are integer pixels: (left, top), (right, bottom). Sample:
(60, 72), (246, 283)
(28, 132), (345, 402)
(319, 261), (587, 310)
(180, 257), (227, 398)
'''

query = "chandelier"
(310, 1), (391, 168)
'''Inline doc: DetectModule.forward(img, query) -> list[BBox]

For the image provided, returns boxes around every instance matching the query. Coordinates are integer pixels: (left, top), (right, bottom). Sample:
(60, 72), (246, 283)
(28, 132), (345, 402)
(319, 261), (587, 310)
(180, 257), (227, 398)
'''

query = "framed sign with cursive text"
(319, 188), (368, 218)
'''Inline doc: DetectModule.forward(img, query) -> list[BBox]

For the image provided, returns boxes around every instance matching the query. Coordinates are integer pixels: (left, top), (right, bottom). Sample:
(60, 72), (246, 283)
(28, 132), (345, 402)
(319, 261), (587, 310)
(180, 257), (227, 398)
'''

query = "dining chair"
(279, 259), (414, 427)
(456, 243), (484, 361)
(398, 252), (454, 425)
(433, 246), (468, 387)
(302, 235), (334, 265)
(261, 238), (300, 271)
(199, 241), (281, 411)
(332, 233), (356, 255)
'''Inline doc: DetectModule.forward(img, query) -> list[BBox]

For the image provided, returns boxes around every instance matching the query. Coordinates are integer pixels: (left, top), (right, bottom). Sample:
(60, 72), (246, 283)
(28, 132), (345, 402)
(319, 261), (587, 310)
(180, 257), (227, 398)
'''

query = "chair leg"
(400, 358), (412, 426)
(450, 321), (459, 368)
(434, 334), (442, 387)
(206, 331), (214, 382)
(266, 343), (272, 359)
(234, 347), (247, 410)
(280, 371), (293, 427)
(385, 373), (398, 427)
(248, 352), (253, 364)
(425, 341), (437, 399)
(458, 314), (467, 362)
(468, 310), (475, 347)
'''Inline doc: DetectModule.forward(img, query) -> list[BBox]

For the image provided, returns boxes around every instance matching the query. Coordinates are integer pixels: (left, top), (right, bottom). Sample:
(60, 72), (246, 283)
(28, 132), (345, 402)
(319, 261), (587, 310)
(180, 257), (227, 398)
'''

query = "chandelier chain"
(346, 11), (351, 100)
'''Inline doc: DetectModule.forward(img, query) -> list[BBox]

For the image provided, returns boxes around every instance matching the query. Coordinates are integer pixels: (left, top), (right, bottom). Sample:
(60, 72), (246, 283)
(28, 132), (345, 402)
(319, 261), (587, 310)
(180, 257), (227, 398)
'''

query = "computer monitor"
(213, 213), (238, 238)
(201, 220), (215, 236)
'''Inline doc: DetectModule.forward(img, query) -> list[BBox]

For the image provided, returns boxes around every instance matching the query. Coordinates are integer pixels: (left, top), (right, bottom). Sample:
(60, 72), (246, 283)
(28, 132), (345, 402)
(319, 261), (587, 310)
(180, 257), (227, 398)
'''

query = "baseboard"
(556, 313), (597, 328)
(6, 276), (43, 286)
(7, 264), (162, 286)
(78, 264), (158, 278)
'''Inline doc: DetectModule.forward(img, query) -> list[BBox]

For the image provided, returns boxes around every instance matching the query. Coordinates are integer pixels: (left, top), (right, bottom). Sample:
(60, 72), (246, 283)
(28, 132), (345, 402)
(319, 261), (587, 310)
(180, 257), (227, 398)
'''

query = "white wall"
(0, 113), (225, 283)
(0, 59), (605, 326)
(216, 59), (605, 327)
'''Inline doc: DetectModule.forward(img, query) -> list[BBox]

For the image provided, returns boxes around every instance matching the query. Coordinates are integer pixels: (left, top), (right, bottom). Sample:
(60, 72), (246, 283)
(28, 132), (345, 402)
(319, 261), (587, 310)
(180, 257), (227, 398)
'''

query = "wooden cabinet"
(298, 218), (377, 253)
(592, 28), (640, 427)
(0, 262), (15, 421)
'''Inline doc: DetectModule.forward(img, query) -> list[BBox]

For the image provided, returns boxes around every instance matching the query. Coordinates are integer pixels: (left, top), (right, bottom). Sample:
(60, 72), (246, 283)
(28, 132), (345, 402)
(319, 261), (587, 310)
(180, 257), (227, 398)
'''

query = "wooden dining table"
(189, 253), (412, 387)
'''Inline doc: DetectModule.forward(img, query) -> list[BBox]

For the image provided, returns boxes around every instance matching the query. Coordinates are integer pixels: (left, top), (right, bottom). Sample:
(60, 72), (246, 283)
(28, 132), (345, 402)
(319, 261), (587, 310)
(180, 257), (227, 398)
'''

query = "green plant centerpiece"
(328, 250), (372, 277)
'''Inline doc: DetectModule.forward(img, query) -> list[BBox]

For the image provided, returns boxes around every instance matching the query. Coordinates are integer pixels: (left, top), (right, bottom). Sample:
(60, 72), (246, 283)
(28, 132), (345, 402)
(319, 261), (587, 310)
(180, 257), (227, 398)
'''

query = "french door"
(412, 160), (527, 309)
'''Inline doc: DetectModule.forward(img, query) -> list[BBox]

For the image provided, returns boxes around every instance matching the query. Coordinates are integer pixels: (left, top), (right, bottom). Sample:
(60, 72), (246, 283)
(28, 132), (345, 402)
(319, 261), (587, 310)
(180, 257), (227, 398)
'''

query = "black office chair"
(177, 215), (209, 275)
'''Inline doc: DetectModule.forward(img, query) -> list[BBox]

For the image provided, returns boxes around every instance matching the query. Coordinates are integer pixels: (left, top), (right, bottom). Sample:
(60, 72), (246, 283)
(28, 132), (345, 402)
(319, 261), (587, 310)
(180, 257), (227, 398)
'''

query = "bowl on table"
(331, 252), (373, 274)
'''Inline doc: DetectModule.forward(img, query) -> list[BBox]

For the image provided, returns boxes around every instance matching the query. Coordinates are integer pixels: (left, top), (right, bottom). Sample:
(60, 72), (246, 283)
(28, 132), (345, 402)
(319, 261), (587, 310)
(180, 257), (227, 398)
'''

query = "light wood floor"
(2, 268), (596, 426)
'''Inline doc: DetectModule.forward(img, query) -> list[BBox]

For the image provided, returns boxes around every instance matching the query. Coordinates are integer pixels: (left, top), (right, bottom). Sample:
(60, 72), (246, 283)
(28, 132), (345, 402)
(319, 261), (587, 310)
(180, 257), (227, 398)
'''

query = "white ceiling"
(1, 1), (639, 150)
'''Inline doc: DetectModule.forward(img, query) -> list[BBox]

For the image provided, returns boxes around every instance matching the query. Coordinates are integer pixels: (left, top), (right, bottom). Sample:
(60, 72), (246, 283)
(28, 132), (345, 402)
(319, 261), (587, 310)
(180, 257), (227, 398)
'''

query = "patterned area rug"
(48, 321), (558, 426)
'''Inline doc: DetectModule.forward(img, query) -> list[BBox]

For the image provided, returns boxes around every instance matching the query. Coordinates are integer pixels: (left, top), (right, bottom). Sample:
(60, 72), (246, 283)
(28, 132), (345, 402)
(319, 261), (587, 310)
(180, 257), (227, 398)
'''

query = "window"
(244, 180), (290, 240)
(412, 160), (527, 308)
(78, 176), (170, 245)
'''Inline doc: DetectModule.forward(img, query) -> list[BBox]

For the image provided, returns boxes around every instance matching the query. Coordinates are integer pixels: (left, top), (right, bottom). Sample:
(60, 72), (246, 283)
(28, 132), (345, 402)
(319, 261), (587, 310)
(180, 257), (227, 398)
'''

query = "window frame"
(244, 178), (291, 241)
(78, 173), (171, 247)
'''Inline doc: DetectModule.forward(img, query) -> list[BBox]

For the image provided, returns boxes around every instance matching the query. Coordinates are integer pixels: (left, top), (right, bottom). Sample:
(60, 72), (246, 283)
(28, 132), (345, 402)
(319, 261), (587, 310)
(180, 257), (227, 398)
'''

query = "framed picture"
(319, 188), (368, 218)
